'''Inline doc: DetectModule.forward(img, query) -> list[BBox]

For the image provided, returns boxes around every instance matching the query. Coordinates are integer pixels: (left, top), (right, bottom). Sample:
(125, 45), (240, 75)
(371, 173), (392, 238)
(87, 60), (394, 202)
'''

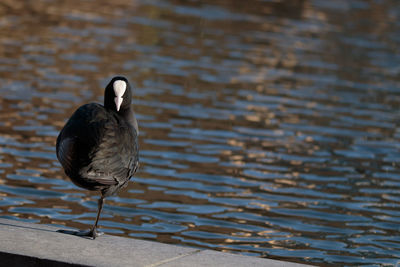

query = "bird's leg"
(57, 197), (105, 239)
(89, 197), (105, 239)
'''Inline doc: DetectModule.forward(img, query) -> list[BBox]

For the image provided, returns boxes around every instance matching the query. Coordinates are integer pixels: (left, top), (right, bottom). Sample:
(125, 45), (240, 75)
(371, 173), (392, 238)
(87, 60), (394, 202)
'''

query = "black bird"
(56, 76), (139, 239)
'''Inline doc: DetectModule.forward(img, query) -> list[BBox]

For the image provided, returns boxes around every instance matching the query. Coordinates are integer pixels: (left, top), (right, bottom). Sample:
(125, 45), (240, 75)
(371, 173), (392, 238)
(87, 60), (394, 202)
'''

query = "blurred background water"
(0, 0), (399, 265)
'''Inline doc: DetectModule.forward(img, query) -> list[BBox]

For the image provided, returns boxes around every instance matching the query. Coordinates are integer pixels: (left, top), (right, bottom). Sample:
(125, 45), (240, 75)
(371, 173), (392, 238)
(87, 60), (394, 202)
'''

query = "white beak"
(115, 96), (123, 111)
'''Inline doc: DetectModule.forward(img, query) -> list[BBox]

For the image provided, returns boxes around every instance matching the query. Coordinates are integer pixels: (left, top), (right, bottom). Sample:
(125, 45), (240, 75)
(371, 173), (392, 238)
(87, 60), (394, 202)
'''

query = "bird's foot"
(57, 228), (104, 239)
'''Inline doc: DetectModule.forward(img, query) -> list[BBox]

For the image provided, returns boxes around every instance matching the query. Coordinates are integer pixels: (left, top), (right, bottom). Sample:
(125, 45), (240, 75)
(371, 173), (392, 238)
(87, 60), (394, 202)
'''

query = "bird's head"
(104, 76), (132, 112)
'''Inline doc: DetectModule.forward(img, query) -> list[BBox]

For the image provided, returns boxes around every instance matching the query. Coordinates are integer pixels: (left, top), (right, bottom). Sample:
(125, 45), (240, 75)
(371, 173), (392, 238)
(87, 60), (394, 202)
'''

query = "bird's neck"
(118, 106), (139, 135)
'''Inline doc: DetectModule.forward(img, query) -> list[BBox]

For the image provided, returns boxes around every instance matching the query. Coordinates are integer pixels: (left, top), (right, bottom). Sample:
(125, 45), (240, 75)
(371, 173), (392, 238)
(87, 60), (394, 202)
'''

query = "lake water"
(0, 0), (399, 265)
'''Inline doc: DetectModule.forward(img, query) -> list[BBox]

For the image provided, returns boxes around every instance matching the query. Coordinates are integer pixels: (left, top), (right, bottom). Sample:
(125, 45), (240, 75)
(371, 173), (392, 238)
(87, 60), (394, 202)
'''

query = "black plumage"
(56, 76), (139, 239)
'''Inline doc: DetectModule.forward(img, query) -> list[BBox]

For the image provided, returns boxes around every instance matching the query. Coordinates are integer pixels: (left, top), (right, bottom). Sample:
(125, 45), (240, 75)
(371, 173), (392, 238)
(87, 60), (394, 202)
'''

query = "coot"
(56, 76), (139, 239)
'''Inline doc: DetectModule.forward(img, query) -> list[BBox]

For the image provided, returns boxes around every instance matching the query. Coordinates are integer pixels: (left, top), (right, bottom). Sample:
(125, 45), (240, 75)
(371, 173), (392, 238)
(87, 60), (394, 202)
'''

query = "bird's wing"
(57, 103), (138, 189)
(56, 136), (76, 174)
(82, 111), (138, 187)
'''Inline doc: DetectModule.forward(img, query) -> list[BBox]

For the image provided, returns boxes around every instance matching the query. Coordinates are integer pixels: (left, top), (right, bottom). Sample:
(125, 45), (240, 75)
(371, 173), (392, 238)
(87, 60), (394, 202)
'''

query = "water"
(0, 0), (399, 265)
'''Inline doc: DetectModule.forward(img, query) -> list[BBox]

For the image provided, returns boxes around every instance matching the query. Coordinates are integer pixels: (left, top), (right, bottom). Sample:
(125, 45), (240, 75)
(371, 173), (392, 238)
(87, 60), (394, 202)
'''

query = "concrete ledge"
(0, 218), (311, 267)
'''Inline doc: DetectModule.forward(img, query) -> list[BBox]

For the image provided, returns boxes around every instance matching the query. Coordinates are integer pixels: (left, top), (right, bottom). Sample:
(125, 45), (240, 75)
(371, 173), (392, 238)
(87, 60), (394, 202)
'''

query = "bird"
(56, 76), (139, 239)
